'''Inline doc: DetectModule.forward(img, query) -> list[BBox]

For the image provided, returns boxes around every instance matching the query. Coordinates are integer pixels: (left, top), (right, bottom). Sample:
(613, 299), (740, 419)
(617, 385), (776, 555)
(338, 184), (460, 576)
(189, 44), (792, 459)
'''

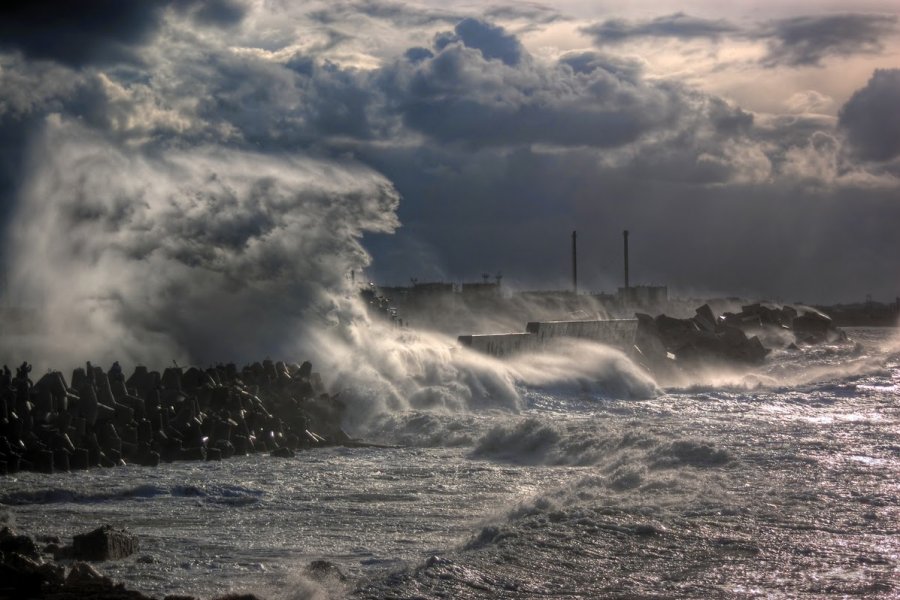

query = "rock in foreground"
(73, 526), (139, 562)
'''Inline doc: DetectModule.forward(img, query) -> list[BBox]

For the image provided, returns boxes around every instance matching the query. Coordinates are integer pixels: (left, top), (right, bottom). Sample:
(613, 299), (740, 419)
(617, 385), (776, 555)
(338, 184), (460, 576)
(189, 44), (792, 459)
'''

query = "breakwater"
(458, 319), (638, 357)
(0, 359), (346, 476)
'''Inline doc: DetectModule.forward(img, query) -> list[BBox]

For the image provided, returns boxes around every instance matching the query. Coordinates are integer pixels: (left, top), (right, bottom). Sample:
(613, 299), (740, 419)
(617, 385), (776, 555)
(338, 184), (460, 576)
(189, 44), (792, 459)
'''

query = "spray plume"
(0, 116), (399, 369)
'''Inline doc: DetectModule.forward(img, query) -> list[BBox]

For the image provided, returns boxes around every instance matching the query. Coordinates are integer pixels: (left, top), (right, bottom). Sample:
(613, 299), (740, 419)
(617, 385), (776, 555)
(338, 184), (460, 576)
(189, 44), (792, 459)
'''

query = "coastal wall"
(458, 319), (638, 358)
(526, 319), (638, 348)
(457, 333), (540, 357)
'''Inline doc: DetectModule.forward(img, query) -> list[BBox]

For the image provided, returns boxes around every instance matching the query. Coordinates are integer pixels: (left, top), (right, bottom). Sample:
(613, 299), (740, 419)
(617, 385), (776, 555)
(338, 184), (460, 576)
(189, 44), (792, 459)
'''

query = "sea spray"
(312, 319), (662, 439)
(0, 116), (399, 370)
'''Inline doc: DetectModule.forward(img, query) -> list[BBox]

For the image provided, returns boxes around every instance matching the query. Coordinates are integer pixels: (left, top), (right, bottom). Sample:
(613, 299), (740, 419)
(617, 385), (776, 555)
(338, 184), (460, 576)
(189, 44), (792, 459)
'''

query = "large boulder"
(693, 304), (717, 333)
(0, 553), (47, 596)
(0, 532), (41, 560)
(65, 561), (110, 587)
(793, 310), (834, 344)
(72, 526), (139, 561)
(305, 559), (348, 582)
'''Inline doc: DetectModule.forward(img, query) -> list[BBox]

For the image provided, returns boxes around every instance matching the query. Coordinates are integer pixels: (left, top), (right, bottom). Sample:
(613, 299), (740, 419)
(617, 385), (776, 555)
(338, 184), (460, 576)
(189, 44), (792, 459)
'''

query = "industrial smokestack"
(572, 230), (578, 294)
(623, 229), (629, 290)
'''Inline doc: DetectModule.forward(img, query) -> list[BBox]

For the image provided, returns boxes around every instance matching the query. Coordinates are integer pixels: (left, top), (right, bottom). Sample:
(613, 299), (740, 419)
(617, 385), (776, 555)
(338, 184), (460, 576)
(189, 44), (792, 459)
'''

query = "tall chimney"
(623, 229), (629, 290)
(572, 230), (578, 294)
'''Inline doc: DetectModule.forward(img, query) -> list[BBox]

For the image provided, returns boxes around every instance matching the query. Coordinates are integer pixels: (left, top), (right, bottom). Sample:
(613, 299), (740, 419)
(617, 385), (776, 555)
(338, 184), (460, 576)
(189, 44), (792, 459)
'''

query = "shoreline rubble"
(2, 522), (273, 600)
(632, 302), (850, 374)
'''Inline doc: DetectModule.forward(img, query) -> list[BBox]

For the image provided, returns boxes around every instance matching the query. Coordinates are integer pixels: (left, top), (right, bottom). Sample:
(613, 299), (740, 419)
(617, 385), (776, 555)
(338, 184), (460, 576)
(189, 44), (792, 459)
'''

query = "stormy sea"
(2, 326), (897, 599)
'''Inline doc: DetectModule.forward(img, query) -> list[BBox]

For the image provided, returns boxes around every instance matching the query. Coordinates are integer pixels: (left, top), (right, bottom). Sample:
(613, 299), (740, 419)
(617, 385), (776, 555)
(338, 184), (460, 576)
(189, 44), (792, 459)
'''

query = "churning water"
(2, 327), (898, 599)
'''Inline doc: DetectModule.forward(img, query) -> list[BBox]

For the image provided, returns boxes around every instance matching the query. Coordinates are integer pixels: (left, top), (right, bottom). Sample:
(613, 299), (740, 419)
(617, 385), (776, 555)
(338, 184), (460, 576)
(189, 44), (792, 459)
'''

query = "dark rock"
(1, 534), (41, 559)
(71, 448), (90, 470)
(72, 525), (139, 561)
(65, 561), (110, 586)
(161, 368), (183, 391)
(34, 449), (54, 474)
(177, 447), (206, 461)
(0, 556), (45, 596)
(37, 535), (60, 544)
(305, 559), (348, 582)
(297, 361), (313, 380)
(793, 310), (834, 344)
(136, 450), (160, 467)
(37, 561), (66, 586)
(54, 449), (71, 472)
(694, 304), (717, 333)
(270, 447), (294, 458)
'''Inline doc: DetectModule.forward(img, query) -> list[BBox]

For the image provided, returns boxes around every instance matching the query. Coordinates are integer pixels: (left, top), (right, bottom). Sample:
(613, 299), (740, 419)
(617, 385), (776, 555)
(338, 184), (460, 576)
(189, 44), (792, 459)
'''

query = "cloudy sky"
(1, 0), (899, 314)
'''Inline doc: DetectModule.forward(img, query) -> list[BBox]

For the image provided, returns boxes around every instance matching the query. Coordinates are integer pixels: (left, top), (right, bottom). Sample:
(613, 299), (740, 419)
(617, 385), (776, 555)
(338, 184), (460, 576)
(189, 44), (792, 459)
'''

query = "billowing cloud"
(380, 35), (715, 150)
(838, 68), (900, 162)
(434, 18), (524, 66)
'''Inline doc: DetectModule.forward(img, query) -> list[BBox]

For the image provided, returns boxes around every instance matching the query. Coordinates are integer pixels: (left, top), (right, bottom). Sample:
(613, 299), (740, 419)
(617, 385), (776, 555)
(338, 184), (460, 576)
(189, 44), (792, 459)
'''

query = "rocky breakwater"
(0, 359), (351, 476)
(633, 302), (848, 376)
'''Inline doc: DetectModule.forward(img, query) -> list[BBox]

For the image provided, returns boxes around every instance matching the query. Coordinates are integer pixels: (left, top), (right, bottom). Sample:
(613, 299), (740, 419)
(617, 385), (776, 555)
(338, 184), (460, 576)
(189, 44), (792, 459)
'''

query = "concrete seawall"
(457, 333), (540, 357)
(525, 319), (638, 348)
(458, 319), (638, 358)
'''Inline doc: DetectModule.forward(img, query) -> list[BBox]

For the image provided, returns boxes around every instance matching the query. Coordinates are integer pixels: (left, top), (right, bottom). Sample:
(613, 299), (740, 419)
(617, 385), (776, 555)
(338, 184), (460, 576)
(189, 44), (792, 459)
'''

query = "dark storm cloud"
(0, 0), (246, 67)
(838, 69), (900, 162)
(434, 18), (524, 66)
(182, 50), (380, 147)
(308, 0), (459, 27)
(0, 1), (165, 67)
(188, 0), (247, 27)
(558, 52), (644, 80)
(484, 3), (560, 21)
(483, 3), (565, 28)
(761, 13), (898, 67)
(582, 13), (738, 44)
(582, 12), (897, 68)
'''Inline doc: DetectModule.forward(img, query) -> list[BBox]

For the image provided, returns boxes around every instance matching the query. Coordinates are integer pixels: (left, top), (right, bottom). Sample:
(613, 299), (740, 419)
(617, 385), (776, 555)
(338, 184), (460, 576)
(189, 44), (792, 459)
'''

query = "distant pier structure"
(572, 230), (578, 294)
(616, 228), (667, 310)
